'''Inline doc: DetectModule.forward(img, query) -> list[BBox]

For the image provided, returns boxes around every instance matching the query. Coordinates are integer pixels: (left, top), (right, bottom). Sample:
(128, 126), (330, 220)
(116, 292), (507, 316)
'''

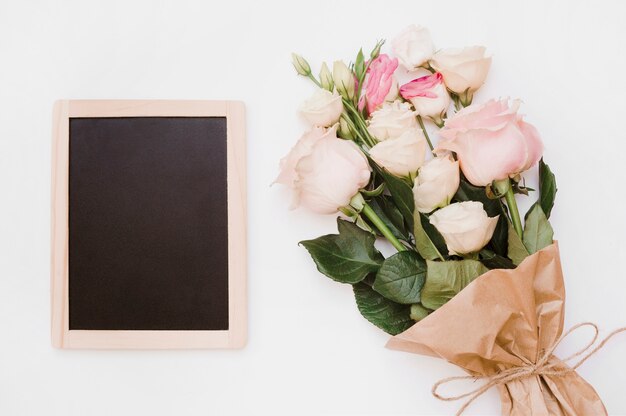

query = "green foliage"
(523, 203), (554, 254)
(539, 159), (557, 219)
(373, 251), (427, 304)
(413, 212), (445, 261)
(366, 196), (410, 242)
(421, 259), (489, 310)
(300, 219), (384, 284)
(507, 220), (530, 265)
(409, 304), (431, 322)
(375, 166), (416, 232)
(479, 249), (516, 270)
(353, 282), (414, 335)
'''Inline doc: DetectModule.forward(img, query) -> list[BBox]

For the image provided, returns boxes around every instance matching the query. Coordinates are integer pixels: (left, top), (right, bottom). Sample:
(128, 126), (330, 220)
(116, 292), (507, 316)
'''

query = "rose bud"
(291, 53), (312, 76)
(369, 128), (427, 178)
(400, 73), (451, 126)
(276, 125), (371, 214)
(367, 101), (418, 142)
(391, 25), (436, 71)
(299, 89), (343, 127)
(436, 98), (543, 187)
(430, 46), (491, 105)
(429, 201), (499, 255)
(413, 156), (460, 213)
(319, 62), (334, 91)
(358, 54), (399, 114)
(333, 60), (355, 100)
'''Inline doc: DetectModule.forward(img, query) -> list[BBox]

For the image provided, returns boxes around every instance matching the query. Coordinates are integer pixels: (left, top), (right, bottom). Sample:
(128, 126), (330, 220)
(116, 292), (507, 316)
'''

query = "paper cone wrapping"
(386, 243), (607, 415)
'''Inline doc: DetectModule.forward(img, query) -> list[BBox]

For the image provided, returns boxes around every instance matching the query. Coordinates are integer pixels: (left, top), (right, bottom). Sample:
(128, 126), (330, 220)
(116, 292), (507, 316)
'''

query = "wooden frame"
(51, 100), (247, 349)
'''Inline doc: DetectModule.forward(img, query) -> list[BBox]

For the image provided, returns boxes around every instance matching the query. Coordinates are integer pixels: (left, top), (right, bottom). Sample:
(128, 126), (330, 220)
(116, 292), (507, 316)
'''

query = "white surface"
(1, 0), (625, 415)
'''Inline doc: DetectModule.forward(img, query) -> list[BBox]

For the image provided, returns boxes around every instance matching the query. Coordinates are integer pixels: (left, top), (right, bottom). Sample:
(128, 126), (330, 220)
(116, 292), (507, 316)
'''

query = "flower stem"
(417, 115), (435, 153)
(361, 203), (407, 252)
(504, 183), (523, 237)
(306, 73), (321, 87)
(343, 99), (377, 147)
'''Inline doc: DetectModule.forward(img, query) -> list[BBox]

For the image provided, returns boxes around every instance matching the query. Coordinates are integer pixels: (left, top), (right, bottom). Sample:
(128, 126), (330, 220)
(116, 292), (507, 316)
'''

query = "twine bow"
(432, 322), (626, 416)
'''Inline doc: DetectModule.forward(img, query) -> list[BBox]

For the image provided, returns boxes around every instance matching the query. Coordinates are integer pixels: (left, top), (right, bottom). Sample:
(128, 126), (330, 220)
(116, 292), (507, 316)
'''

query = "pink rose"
(274, 127), (325, 193)
(436, 99), (543, 186)
(400, 73), (451, 126)
(359, 54), (399, 114)
(275, 126), (371, 214)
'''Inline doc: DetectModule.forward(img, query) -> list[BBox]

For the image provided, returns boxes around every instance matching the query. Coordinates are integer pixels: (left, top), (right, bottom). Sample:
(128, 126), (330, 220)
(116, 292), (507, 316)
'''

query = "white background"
(1, 0), (625, 415)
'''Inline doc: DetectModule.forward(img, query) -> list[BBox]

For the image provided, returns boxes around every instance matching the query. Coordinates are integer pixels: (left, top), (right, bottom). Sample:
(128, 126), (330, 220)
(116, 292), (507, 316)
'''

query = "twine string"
(431, 323), (626, 416)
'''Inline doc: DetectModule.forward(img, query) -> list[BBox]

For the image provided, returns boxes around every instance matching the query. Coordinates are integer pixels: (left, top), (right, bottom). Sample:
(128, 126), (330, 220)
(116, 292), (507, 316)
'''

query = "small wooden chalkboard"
(51, 100), (247, 349)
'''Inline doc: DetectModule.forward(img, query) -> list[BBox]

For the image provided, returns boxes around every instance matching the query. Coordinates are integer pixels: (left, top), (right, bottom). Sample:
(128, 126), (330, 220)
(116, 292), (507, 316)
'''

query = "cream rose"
(299, 89), (343, 127)
(429, 201), (498, 255)
(430, 46), (491, 104)
(369, 128), (427, 177)
(413, 156), (460, 213)
(436, 99), (543, 187)
(392, 25), (435, 71)
(367, 101), (418, 141)
(292, 127), (371, 214)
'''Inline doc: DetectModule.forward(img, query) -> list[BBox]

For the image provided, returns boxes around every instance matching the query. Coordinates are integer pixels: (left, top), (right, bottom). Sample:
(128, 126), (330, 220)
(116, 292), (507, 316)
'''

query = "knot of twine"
(432, 323), (626, 416)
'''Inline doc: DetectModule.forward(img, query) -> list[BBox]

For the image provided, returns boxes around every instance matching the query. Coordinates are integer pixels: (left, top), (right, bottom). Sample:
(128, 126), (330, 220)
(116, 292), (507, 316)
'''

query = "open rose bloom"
(437, 99), (543, 186)
(280, 25), (621, 415)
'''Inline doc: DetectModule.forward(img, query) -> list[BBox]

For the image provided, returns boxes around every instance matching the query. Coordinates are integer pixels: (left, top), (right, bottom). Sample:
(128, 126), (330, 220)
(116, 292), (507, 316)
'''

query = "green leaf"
(454, 179), (507, 256)
(367, 196), (410, 241)
(522, 203), (554, 254)
(375, 166), (415, 231)
(300, 219), (384, 284)
(507, 220), (529, 265)
(421, 259), (489, 310)
(413, 212), (444, 261)
(373, 251), (427, 304)
(353, 282), (414, 335)
(410, 304), (431, 322)
(479, 249), (516, 270)
(539, 159), (557, 219)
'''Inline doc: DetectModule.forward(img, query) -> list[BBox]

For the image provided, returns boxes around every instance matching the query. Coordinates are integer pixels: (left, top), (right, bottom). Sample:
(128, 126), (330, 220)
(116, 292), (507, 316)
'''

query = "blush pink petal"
(400, 73), (444, 99)
(436, 99), (543, 186)
(359, 54), (399, 114)
(517, 120), (544, 172)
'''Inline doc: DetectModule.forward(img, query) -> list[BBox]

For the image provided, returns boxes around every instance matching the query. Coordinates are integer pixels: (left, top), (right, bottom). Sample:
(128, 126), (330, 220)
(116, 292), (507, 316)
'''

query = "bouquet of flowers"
(276, 25), (622, 415)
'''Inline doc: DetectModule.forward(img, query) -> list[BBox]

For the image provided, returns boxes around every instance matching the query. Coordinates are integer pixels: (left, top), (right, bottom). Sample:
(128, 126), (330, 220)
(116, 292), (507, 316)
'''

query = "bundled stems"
(361, 204), (408, 252)
(343, 99), (376, 147)
(351, 193), (407, 252)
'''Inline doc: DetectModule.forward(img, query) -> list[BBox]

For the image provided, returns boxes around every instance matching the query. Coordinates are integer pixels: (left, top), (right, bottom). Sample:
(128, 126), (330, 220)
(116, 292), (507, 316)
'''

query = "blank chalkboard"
(69, 117), (229, 330)
(52, 100), (247, 349)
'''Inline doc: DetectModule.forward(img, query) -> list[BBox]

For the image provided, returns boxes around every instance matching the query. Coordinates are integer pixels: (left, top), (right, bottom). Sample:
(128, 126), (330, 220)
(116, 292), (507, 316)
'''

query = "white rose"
(413, 156), (460, 213)
(392, 25), (435, 71)
(369, 128), (427, 177)
(294, 126), (371, 214)
(430, 46), (492, 103)
(367, 101), (418, 141)
(429, 201), (499, 255)
(299, 89), (343, 127)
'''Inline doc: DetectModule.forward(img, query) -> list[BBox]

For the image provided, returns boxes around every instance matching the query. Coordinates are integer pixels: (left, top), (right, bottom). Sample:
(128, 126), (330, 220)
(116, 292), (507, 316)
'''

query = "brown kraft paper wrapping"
(386, 243), (607, 415)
